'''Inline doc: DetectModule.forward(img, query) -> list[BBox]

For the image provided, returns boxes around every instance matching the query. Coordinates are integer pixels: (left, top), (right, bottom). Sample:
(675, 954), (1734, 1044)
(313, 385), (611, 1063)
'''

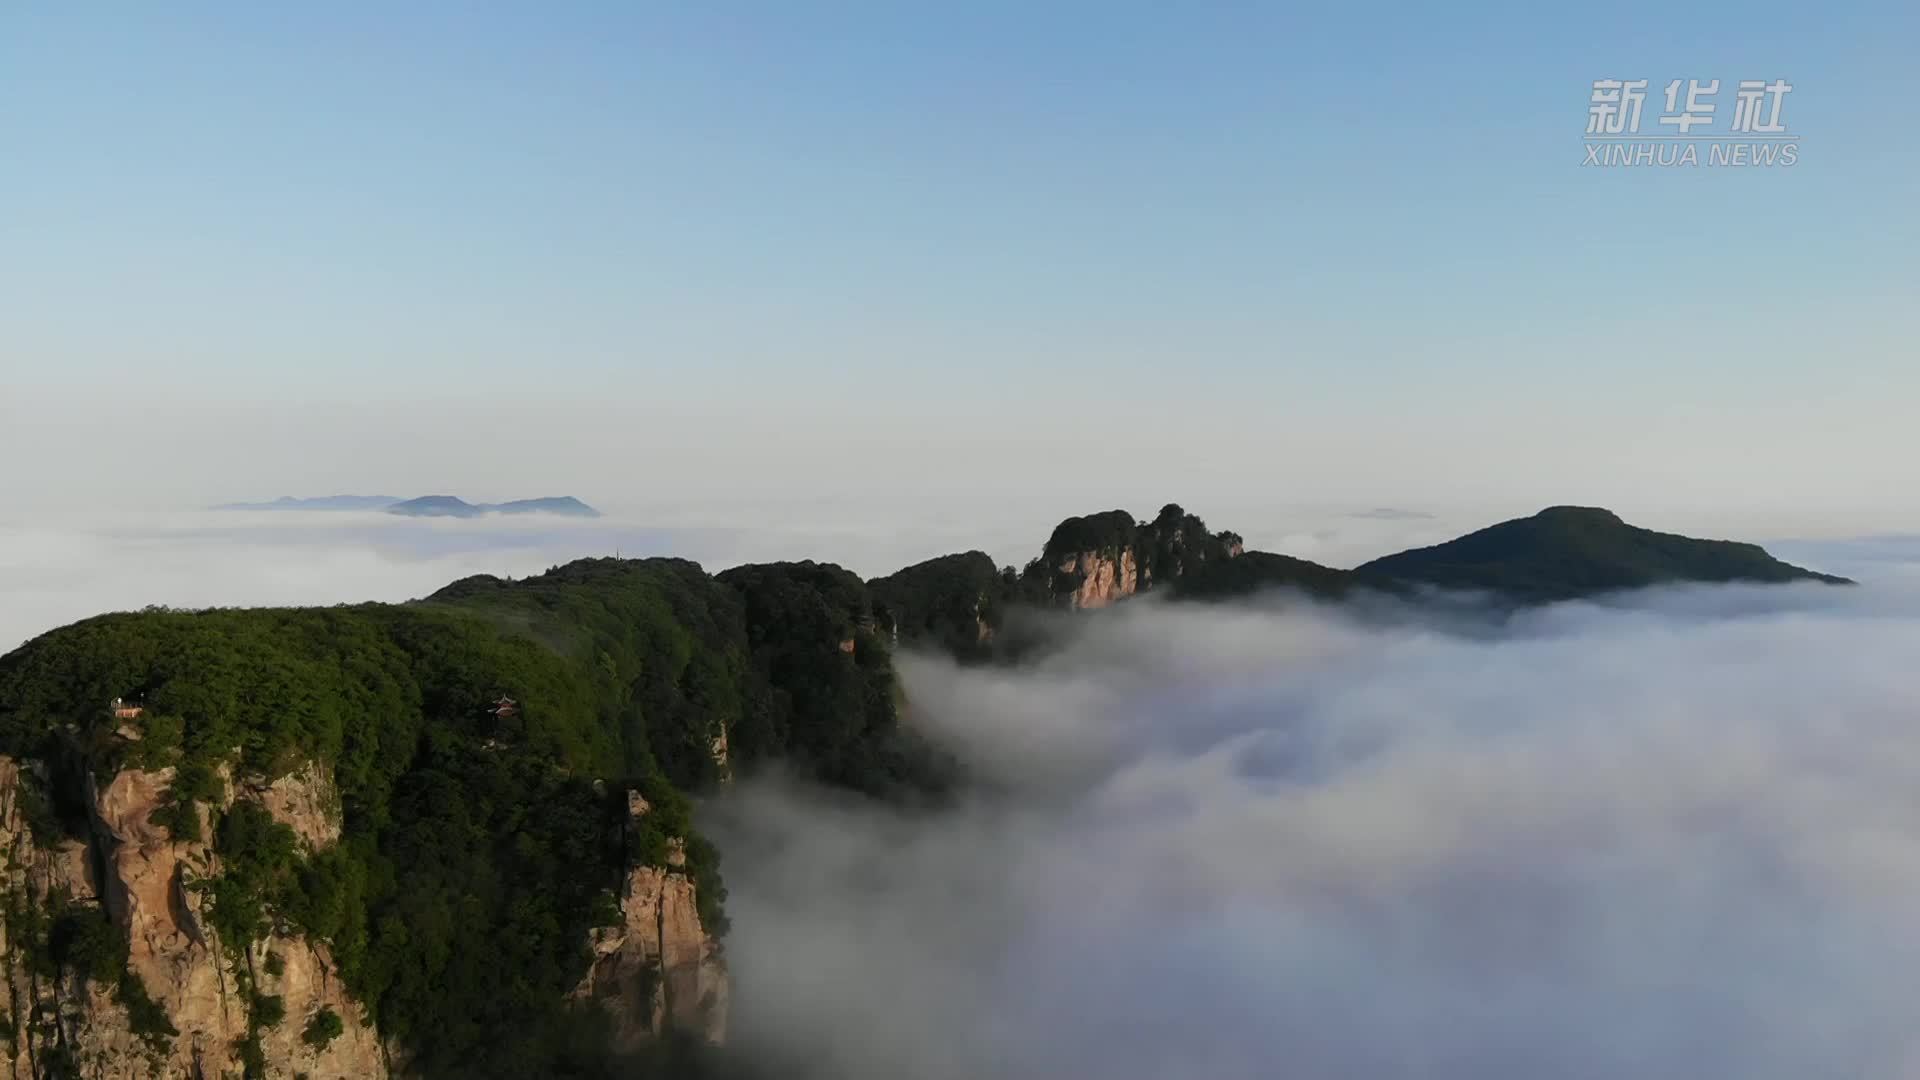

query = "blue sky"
(2, 3), (1913, 518)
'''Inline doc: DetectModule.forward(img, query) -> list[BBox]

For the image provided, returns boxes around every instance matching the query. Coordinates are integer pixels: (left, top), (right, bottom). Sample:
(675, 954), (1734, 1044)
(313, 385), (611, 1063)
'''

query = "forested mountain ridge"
(1034, 503), (1245, 608)
(1353, 505), (1851, 601)
(0, 502), (1847, 1077)
(0, 557), (936, 1078)
(869, 503), (1850, 656)
(868, 503), (1250, 658)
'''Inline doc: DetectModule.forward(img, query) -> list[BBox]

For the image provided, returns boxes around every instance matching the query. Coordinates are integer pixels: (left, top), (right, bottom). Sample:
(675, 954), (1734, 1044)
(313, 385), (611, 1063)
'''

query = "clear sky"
(3, 2), (1914, 521)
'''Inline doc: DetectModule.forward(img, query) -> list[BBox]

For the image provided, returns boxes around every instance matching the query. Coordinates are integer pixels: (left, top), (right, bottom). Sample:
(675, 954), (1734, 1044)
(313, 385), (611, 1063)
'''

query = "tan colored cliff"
(573, 792), (727, 1051)
(0, 755), (385, 1079)
(1054, 547), (1142, 610)
(1050, 518), (1245, 610)
(244, 761), (342, 851)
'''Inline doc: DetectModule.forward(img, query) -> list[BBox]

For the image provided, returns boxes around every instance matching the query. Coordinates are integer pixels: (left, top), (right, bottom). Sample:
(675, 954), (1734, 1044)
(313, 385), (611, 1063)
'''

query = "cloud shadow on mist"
(704, 580), (1920, 1080)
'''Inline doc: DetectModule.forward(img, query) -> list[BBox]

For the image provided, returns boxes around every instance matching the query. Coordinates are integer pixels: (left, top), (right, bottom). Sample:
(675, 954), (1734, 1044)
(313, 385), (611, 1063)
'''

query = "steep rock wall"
(1053, 547), (1142, 610)
(0, 755), (385, 1079)
(1042, 505), (1245, 610)
(573, 792), (726, 1051)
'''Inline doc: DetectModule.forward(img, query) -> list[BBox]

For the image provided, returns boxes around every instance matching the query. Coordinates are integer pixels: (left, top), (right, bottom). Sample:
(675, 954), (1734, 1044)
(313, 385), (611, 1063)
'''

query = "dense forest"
(0, 557), (944, 1078)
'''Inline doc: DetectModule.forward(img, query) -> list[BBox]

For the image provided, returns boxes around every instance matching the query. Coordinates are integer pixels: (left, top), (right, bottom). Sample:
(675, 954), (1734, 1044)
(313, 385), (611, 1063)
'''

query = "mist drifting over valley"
(6, 505), (1920, 1077)
(6, 2), (1912, 1075)
(709, 583), (1920, 1079)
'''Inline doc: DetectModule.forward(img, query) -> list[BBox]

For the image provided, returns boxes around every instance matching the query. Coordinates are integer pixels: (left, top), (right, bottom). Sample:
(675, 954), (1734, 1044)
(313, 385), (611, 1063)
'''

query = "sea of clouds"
(9, 503), (1920, 1078)
(709, 577), (1920, 1079)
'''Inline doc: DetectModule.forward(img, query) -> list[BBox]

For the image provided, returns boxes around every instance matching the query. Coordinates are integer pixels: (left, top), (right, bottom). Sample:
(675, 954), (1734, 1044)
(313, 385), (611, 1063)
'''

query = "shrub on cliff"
(302, 1007), (343, 1050)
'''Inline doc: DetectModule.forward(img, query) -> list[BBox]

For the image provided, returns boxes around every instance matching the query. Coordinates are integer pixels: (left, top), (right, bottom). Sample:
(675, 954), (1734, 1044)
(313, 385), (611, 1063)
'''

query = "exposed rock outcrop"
(1052, 546), (1140, 610)
(1040, 504), (1243, 610)
(866, 508), (1250, 658)
(245, 761), (341, 852)
(0, 755), (386, 1079)
(573, 792), (727, 1052)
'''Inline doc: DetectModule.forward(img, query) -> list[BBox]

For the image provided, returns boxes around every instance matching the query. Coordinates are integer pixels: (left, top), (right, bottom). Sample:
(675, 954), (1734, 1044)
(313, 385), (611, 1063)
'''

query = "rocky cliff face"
(573, 792), (726, 1052)
(866, 509), (1253, 657)
(0, 755), (386, 1079)
(579, 850), (728, 1052)
(1052, 547), (1141, 610)
(1041, 505), (1243, 611)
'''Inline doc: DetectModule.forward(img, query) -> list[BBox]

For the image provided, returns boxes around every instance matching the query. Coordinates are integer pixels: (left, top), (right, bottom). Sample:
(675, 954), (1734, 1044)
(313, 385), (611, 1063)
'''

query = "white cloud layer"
(708, 580), (1920, 1079)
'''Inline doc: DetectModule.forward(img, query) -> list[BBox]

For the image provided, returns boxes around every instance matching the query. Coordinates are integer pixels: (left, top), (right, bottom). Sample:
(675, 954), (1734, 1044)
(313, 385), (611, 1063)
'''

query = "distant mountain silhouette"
(386, 495), (599, 518)
(1353, 505), (1851, 601)
(218, 494), (600, 518)
(382, 495), (481, 517)
(487, 497), (600, 517)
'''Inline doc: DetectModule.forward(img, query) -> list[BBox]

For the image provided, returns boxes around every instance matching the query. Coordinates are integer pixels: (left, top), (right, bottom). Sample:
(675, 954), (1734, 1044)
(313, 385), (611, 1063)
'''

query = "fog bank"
(710, 582), (1920, 1079)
